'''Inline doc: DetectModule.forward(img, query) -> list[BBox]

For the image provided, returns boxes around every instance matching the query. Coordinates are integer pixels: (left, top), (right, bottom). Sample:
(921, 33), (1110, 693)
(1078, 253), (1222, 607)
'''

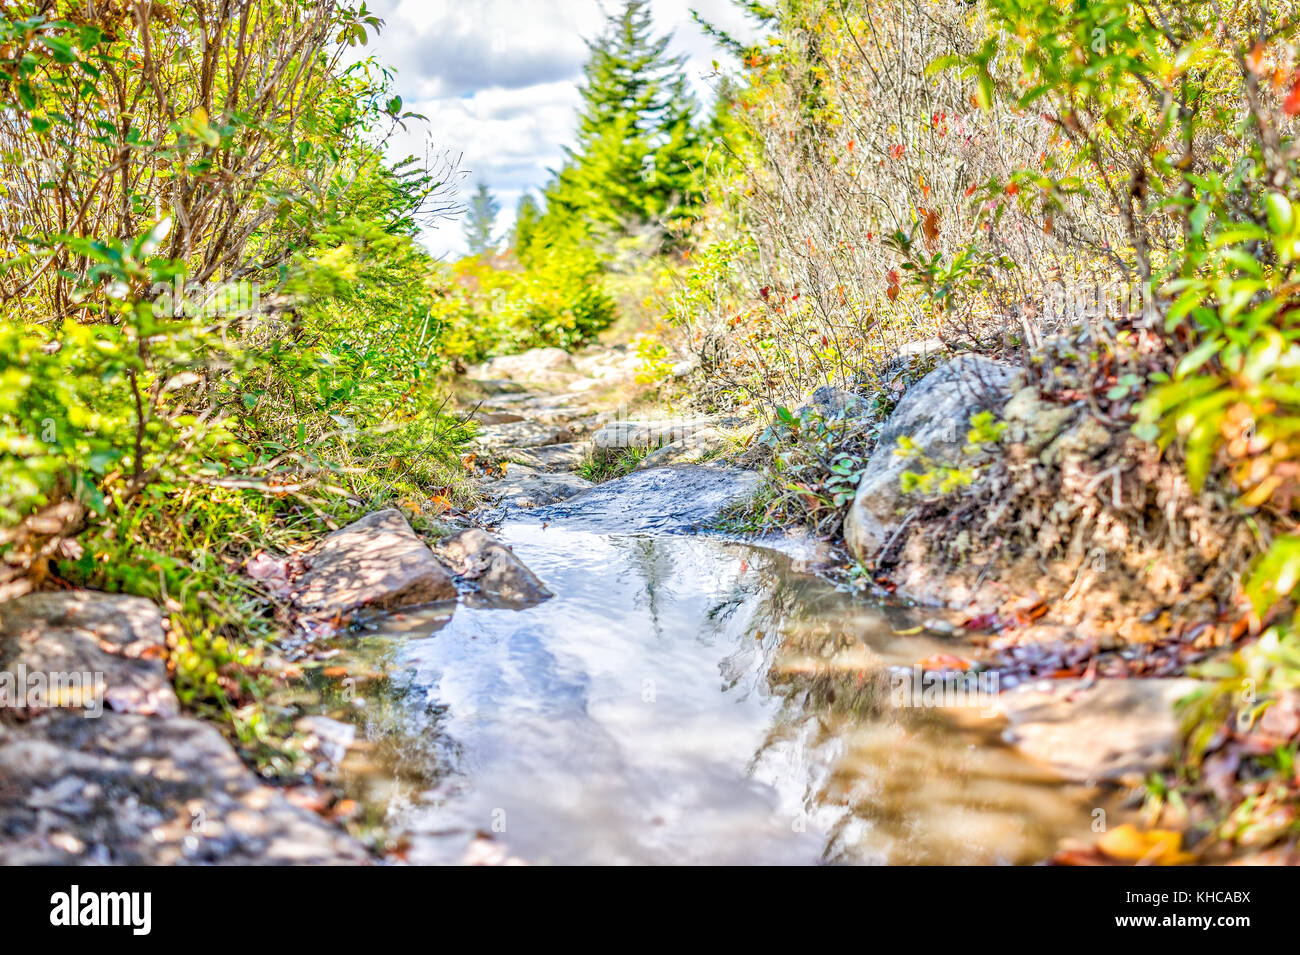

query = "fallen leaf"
(1285, 76), (1300, 116)
(917, 653), (972, 671)
(1096, 824), (1196, 865)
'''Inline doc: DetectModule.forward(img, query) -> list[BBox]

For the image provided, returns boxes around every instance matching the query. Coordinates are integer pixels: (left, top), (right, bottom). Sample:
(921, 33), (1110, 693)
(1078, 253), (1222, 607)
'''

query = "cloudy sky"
(356, 0), (757, 257)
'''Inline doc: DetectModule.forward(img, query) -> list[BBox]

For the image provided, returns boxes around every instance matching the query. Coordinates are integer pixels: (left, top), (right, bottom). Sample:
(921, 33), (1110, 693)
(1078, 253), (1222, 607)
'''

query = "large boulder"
(293, 509), (456, 616)
(844, 356), (1018, 561)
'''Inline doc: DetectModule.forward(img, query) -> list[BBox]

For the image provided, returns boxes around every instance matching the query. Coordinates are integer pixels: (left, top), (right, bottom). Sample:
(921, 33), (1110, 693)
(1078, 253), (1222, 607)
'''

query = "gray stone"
(1001, 386), (1075, 455)
(474, 347), (573, 381)
(0, 709), (368, 865)
(0, 592), (176, 717)
(991, 678), (1202, 783)
(528, 465), (760, 534)
(466, 378), (527, 395)
(637, 427), (729, 469)
(293, 509), (456, 616)
(468, 409), (526, 425)
(504, 442), (590, 471)
(437, 529), (553, 609)
(844, 356), (1018, 562)
(474, 420), (573, 452)
(483, 466), (594, 508)
(896, 337), (947, 359)
(796, 386), (870, 420)
(591, 417), (734, 450)
(0, 590), (366, 865)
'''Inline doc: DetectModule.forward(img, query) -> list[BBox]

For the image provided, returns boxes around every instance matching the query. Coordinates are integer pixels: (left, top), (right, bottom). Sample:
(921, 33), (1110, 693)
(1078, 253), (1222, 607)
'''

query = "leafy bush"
(436, 249), (615, 364)
(0, 2), (469, 752)
(668, 0), (1065, 411)
(959, 0), (1300, 843)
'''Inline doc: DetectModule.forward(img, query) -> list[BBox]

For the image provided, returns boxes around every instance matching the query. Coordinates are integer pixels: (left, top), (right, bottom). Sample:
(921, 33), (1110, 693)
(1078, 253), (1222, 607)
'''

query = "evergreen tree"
(540, 0), (702, 246)
(463, 181), (500, 255)
(512, 192), (541, 258)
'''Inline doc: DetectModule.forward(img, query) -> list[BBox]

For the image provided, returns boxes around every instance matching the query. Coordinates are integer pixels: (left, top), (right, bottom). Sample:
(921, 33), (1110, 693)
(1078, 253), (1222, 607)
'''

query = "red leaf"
(1285, 76), (1300, 116)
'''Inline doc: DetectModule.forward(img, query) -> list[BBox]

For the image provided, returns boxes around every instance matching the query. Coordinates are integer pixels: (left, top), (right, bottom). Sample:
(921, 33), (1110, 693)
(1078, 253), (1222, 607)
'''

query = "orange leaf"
(922, 208), (940, 245)
(1096, 825), (1195, 865)
(918, 653), (972, 671)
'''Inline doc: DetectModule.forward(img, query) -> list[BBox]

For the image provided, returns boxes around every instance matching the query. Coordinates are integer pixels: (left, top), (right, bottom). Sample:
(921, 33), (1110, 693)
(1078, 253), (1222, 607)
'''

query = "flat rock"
(845, 355), (1018, 561)
(637, 427), (729, 469)
(0, 591), (176, 717)
(528, 465), (760, 533)
(571, 345), (641, 381)
(466, 378), (527, 395)
(0, 709), (367, 864)
(293, 509), (456, 616)
(991, 678), (1202, 783)
(591, 416), (736, 450)
(473, 347), (573, 381)
(474, 420), (573, 452)
(505, 442), (589, 471)
(467, 409), (526, 425)
(0, 590), (366, 865)
(483, 466), (594, 508)
(436, 528), (553, 609)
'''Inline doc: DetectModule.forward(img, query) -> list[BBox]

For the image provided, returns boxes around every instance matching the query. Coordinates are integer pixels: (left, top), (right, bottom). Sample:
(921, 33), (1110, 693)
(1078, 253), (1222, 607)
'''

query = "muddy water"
(336, 478), (1124, 864)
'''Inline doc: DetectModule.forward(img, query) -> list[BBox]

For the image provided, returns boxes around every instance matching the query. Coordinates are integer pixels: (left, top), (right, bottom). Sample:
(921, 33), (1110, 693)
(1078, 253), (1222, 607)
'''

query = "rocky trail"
(461, 343), (741, 512)
(0, 342), (1211, 865)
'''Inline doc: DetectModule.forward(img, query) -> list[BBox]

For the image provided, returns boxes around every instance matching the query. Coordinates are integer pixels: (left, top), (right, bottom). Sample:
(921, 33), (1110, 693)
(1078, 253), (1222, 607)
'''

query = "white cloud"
(356, 0), (759, 257)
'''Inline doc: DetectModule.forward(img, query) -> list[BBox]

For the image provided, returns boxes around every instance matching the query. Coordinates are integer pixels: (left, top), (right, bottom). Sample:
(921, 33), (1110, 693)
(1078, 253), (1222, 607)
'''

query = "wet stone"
(482, 466), (594, 508)
(527, 465), (760, 534)
(437, 528), (554, 609)
(293, 508), (456, 617)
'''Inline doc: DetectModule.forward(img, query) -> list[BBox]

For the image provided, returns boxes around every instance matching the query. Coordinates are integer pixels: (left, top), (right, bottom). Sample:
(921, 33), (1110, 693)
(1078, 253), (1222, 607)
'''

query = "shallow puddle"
(335, 516), (1126, 864)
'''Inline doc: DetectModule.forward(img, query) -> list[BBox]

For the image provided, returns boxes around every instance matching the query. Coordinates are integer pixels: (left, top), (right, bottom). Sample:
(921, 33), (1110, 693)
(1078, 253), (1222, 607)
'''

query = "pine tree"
(511, 192), (541, 258)
(463, 181), (500, 255)
(540, 0), (702, 246)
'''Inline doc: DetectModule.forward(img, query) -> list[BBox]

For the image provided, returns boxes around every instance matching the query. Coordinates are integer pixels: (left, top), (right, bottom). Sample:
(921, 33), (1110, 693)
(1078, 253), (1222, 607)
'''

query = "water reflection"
(352, 523), (1120, 864)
